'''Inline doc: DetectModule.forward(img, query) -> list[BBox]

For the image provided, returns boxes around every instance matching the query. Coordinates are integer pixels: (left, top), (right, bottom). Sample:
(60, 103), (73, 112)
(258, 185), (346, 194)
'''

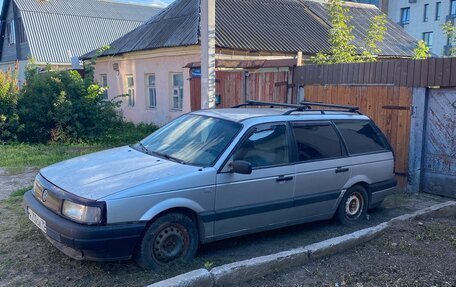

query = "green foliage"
(362, 14), (388, 62)
(0, 45), (156, 145)
(0, 67), (21, 142)
(312, 0), (356, 64)
(413, 40), (431, 60)
(10, 186), (33, 197)
(311, 0), (388, 64)
(442, 21), (456, 56)
(204, 261), (214, 269)
(98, 122), (158, 146)
(17, 63), (123, 143)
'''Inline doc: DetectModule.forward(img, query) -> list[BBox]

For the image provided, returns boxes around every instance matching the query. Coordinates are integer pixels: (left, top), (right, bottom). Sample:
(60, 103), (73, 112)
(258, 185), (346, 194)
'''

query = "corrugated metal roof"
(301, 1), (417, 57)
(14, 0), (161, 63)
(89, 0), (415, 59)
(84, 0), (200, 58)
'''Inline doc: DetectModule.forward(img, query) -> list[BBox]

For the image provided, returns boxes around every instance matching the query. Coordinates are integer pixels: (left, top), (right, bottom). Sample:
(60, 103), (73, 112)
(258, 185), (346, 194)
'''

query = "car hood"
(39, 146), (201, 200)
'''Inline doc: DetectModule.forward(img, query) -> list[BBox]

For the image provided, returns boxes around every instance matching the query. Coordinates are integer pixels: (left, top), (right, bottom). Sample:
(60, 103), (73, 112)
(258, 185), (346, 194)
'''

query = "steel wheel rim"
(345, 192), (363, 218)
(152, 224), (189, 263)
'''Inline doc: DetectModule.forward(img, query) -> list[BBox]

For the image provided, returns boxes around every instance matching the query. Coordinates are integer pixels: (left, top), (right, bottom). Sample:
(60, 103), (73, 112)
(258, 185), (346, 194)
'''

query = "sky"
(0, 0), (175, 9)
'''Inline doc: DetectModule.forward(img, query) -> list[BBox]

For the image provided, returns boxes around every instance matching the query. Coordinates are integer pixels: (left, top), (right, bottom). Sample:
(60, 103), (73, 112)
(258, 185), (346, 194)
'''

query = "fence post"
(406, 87), (427, 193)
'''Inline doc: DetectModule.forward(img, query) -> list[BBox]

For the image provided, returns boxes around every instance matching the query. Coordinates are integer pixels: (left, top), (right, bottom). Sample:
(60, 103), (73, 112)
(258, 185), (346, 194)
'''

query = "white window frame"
(100, 74), (108, 99)
(435, 2), (441, 21)
(451, 0), (456, 17)
(7, 20), (16, 45)
(423, 4), (429, 22)
(145, 74), (157, 108)
(423, 31), (433, 48)
(126, 75), (135, 107)
(170, 73), (184, 111)
(400, 7), (410, 25)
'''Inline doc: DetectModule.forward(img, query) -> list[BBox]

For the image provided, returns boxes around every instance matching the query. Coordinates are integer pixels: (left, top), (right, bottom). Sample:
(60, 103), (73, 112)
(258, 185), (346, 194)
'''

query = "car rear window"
(292, 123), (342, 162)
(334, 120), (389, 155)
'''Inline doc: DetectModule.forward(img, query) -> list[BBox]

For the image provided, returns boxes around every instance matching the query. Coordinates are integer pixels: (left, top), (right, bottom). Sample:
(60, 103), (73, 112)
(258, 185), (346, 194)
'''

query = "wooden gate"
(216, 71), (245, 108)
(246, 72), (288, 103)
(422, 88), (456, 198)
(189, 69), (289, 109)
(303, 85), (412, 185)
(216, 71), (289, 108)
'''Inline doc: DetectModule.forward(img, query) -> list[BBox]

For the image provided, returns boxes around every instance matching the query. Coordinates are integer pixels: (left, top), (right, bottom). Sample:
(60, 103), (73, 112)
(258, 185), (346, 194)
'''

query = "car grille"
(33, 175), (64, 215)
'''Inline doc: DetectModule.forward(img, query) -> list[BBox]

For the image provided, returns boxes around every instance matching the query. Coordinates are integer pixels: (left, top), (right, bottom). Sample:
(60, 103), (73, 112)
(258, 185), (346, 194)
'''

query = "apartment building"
(386, 0), (455, 56)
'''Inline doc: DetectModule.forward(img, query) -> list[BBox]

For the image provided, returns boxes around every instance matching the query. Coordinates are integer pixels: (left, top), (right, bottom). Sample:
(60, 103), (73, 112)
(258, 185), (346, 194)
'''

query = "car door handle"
(335, 167), (349, 174)
(276, 175), (294, 182)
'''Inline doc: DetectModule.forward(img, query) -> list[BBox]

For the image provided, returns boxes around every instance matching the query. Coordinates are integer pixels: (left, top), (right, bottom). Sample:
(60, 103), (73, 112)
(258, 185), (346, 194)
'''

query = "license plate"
(28, 208), (47, 233)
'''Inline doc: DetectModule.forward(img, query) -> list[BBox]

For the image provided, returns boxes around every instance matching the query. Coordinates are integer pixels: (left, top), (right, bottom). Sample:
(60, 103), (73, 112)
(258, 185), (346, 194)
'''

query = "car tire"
(134, 212), (199, 270)
(336, 185), (368, 225)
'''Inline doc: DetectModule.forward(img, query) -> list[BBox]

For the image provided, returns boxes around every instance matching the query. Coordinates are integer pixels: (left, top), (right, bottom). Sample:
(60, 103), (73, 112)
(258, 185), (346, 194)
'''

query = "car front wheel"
(134, 212), (198, 270)
(336, 185), (368, 225)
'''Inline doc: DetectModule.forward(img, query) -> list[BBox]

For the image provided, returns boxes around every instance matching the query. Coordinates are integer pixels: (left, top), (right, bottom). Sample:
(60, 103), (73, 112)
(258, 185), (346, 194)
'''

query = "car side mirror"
(231, 160), (252, 174)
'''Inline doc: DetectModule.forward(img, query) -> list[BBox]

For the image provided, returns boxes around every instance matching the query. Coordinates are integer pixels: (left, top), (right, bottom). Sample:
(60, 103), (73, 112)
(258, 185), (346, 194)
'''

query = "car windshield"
(138, 114), (242, 167)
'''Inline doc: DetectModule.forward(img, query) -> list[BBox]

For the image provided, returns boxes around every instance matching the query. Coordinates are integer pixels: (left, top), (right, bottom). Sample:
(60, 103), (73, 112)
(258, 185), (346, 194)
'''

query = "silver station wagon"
(24, 100), (397, 269)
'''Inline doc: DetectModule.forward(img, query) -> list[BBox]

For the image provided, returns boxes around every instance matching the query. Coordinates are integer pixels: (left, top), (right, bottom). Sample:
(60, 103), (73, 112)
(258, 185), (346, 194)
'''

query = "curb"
(146, 201), (456, 287)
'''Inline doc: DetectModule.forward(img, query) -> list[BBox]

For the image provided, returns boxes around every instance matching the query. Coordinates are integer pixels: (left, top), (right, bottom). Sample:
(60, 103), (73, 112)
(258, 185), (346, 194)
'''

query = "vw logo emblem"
(42, 190), (49, 202)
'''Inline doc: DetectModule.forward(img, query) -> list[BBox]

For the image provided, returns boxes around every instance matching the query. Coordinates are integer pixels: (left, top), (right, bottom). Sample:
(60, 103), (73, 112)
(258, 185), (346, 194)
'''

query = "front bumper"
(24, 190), (146, 261)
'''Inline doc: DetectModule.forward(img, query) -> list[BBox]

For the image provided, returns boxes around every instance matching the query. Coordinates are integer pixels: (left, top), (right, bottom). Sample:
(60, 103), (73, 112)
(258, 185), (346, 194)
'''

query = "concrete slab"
(210, 247), (309, 286)
(148, 201), (456, 287)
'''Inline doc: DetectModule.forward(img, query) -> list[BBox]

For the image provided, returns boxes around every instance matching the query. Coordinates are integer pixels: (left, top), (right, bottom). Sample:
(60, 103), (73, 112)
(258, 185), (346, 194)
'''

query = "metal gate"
(422, 88), (456, 198)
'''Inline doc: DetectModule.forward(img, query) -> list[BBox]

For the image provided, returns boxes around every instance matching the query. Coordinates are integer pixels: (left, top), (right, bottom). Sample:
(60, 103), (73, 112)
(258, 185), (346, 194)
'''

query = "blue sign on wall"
(191, 68), (201, 78)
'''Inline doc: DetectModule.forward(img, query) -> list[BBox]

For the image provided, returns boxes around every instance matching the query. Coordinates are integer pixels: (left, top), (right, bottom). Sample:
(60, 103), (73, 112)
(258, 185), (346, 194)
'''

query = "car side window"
(334, 120), (389, 155)
(232, 124), (289, 169)
(292, 123), (342, 162)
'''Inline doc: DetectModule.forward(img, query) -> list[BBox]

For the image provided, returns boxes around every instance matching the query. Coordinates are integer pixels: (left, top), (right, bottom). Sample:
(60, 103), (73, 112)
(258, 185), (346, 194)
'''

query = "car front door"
(213, 123), (295, 238)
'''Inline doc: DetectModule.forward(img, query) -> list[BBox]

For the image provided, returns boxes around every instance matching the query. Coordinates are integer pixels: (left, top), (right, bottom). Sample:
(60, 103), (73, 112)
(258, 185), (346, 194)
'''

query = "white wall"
(388, 0), (453, 56)
(94, 47), (200, 126)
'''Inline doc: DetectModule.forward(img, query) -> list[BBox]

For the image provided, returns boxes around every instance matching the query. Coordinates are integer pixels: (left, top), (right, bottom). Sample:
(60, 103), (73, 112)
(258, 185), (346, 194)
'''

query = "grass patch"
(0, 123), (157, 171)
(0, 144), (107, 170)
(10, 186), (33, 197)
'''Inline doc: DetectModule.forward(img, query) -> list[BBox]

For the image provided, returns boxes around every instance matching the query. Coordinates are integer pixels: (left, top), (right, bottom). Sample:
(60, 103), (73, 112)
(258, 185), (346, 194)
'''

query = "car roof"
(191, 108), (370, 122)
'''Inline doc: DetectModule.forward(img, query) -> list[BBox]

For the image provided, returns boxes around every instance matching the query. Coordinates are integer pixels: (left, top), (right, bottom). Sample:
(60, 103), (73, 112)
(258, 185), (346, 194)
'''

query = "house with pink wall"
(82, 0), (416, 126)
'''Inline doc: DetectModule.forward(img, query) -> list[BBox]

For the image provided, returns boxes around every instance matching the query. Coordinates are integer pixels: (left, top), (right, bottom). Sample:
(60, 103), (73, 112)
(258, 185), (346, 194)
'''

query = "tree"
(18, 62), (122, 143)
(312, 0), (388, 64)
(413, 40), (431, 60)
(442, 21), (456, 56)
(361, 14), (388, 62)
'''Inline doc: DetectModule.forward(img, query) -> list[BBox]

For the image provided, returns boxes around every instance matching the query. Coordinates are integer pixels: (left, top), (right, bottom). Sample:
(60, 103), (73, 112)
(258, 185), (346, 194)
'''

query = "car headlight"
(62, 200), (102, 224)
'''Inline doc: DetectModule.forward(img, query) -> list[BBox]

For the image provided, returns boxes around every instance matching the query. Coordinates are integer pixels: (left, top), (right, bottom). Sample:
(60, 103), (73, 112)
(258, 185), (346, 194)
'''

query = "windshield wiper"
(136, 142), (149, 153)
(149, 151), (187, 164)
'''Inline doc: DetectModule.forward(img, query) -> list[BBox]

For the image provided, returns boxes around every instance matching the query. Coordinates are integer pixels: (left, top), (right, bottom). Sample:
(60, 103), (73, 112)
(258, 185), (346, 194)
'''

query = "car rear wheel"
(336, 185), (368, 225)
(134, 212), (198, 270)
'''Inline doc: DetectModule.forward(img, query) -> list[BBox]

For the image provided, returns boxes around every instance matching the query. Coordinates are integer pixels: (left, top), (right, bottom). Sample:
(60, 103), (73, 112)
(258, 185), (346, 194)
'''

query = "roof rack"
(232, 100), (361, 115)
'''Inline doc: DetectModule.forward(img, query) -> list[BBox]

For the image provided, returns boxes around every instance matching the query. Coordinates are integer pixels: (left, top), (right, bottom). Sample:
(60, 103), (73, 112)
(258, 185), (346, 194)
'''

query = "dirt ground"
(0, 168), (36, 200)
(0, 169), (452, 287)
(235, 215), (456, 287)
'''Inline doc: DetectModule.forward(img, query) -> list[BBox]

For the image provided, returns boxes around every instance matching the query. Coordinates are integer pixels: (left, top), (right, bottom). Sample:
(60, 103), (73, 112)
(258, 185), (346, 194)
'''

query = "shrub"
(17, 64), (123, 143)
(0, 67), (21, 142)
(99, 122), (158, 146)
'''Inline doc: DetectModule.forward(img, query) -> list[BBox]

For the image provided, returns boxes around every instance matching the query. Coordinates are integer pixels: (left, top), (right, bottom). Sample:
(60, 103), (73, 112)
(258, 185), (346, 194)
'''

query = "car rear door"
(291, 121), (351, 221)
(212, 123), (295, 237)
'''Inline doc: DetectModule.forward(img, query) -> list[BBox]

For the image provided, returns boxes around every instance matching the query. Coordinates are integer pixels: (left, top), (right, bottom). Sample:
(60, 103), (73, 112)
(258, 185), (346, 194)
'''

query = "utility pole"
(200, 0), (216, 109)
